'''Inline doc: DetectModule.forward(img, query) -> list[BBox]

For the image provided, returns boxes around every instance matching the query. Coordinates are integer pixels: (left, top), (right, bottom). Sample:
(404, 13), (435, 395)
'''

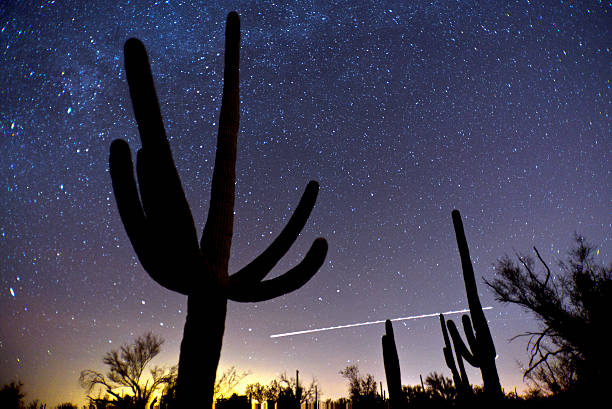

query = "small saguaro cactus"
(109, 12), (328, 407)
(439, 313), (471, 397)
(382, 319), (404, 409)
(445, 210), (502, 398)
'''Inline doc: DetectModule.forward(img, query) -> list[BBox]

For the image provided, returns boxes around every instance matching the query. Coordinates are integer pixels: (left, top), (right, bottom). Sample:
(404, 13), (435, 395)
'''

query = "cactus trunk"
(382, 320), (403, 409)
(176, 294), (227, 406)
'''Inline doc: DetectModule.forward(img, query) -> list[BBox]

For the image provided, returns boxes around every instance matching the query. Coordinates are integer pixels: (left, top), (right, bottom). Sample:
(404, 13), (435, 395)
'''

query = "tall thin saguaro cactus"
(381, 319), (404, 409)
(109, 12), (328, 407)
(445, 210), (502, 398)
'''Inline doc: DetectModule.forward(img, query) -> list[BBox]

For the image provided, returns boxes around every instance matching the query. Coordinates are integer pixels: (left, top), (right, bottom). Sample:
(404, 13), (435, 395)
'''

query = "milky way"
(1, 1), (610, 406)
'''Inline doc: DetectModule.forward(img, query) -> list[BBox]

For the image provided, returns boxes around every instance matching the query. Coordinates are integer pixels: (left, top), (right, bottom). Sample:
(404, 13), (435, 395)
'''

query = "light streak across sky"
(270, 307), (494, 338)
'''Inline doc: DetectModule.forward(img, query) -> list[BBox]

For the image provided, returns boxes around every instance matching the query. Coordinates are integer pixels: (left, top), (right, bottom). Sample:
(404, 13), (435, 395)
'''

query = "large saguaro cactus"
(445, 210), (501, 398)
(109, 12), (328, 407)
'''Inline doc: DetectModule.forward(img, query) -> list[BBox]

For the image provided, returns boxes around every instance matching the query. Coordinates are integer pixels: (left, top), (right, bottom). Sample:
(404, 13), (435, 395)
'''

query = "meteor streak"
(270, 307), (493, 338)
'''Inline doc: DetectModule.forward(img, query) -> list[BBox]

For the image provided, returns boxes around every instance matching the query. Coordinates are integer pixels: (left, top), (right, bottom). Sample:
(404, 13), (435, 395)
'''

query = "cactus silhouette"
(439, 313), (471, 398)
(109, 12), (328, 407)
(445, 210), (502, 398)
(382, 319), (404, 409)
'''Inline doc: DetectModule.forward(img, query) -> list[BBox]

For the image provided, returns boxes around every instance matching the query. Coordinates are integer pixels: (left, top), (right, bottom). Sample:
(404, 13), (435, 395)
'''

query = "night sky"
(1, 0), (610, 406)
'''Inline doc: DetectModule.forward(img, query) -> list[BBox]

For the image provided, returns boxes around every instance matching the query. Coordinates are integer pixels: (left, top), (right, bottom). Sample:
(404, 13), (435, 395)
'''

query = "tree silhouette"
(109, 11), (327, 407)
(0, 381), (25, 409)
(79, 332), (175, 409)
(278, 371), (319, 405)
(340, 365), (382, 409)
(214, 367), (250, 400)
(244, 382), (266, 404)
(486, 235), (611, 397)
(263, 379), (282, 405)
(159, 376), (177, 409)
(424, 372), (456, 402)
(0, 382), (50, 409)
(244, 373), (318, 408)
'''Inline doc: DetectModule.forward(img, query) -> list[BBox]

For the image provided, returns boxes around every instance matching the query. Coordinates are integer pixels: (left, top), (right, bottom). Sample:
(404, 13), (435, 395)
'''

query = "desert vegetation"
(4, 222), (608, 408)
(373, 211), (610, 407)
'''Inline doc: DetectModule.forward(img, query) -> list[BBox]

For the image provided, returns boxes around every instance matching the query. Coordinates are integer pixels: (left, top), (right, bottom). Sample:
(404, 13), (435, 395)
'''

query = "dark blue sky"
(1, 0), (610, 406)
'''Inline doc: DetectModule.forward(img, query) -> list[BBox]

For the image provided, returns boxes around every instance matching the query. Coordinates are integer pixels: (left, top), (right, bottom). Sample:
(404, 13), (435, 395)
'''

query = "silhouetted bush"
(55, 403), (77, 409)
(487, 235), (611, 399)
(339, 365), (385, 409)
(215, 393), (250, 409)
(0, 381), (25, 409)
(0, 381), (47, 409)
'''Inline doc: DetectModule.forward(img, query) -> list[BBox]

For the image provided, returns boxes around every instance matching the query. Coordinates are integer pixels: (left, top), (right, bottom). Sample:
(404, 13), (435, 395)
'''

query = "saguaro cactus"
(382, 319), (403, 408)
(445, 210), (501, 398)
(439, 313), (471, 397)
(109, 12), (327, 407)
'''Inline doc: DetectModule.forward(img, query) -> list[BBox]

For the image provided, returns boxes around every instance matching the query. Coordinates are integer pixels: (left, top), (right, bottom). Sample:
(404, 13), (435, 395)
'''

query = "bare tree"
(79, 332), (175, 409)
(487, 235), (611, 395)
(214, 366), (250, 400)
(278, 372), (320, 404)
(264, 380), (282, 404)
(244, 382), (266, 404)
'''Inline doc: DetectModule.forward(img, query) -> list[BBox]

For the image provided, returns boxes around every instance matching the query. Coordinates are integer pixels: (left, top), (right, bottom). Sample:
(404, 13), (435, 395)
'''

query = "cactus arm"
(440, 314), (452, 356)
(229, 181), (320, 287)
(447, 319), (480, 367)
(440, 314), (472, 395)
(124, 37), (198, 242)
(440, 314), (462, 386)
(123, 39), (196, 237)
(133, 148), (199, 248)
(200, 11), (240, 275)
(442, 346), (458, 377)
(443, 346), (463, 384)
(454, 346), (470, 388)
(228, 237), (327, 302)
(109, 142), (189, 295)
(123, 38), (168, 149)
(461, 314), (481, 357)
(110, 39), (200, 295)
(109, 140), (148, 254)
(451, 210), (496, 354)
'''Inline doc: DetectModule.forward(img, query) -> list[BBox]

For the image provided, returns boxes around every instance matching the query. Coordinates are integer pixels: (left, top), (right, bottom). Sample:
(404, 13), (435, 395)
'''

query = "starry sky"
(1, 0), (610, 406)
